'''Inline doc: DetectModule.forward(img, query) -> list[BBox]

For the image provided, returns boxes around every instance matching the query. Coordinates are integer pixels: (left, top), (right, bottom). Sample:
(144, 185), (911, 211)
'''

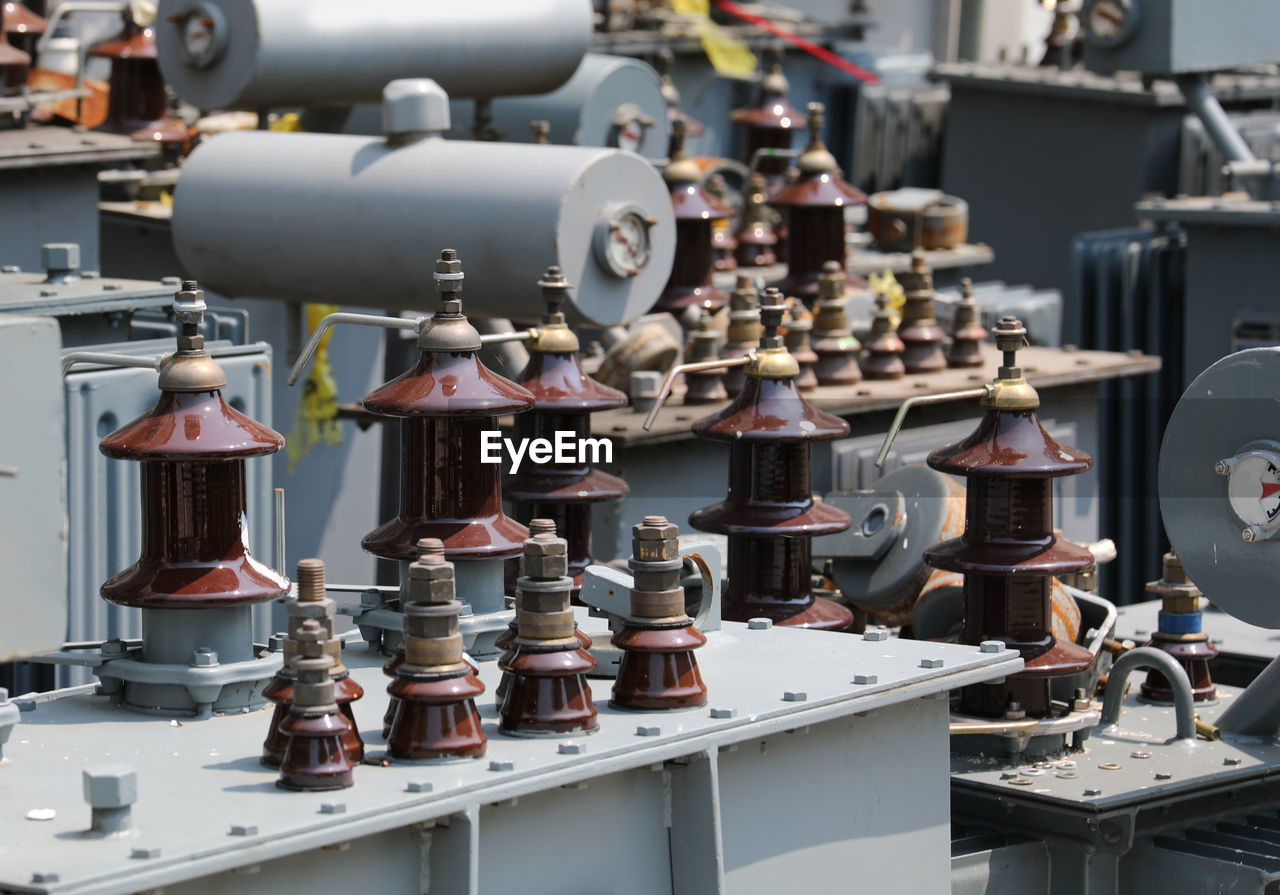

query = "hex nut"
(747, 618), (772, 630)
(405, 781), (434, 793)
(319, 802), (346, 814)
(83, 766), (138, 808)
(229, 824), (258, 836)
(558, 743), (585, 755)
(783, 691), (807, 702)
(636, 725), (661, 737)
(633, 521), (679, 541)
(863, 630), (887, 642)
(980, 640), (1004, 653)
(920, 658), (944, 669)
(710, 708), (737, 719)
(853, 674), (878, 685)
(489, 760), (515, 771)
(520, 553), (569, 579)
(41, 242), (79, 272)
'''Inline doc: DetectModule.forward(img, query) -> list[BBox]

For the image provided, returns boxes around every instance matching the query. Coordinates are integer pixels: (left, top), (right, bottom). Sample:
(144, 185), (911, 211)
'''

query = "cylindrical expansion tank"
(172, 132), (676, 326)
(155, 0), (592, 109)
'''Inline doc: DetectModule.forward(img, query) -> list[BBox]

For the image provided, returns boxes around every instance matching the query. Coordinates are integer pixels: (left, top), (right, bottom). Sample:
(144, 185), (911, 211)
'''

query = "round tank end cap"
(383, 79), (451, 139)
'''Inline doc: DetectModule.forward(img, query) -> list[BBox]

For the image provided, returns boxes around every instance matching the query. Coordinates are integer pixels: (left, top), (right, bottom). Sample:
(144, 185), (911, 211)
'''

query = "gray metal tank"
(156, 0), (592, 109)
(171, 131), (676, 326)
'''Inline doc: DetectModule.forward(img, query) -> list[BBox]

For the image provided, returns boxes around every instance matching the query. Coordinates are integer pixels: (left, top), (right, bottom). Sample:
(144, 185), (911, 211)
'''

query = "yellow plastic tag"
(286, 304), (344, 472)
(670, 0), (757, 78)
(867, 268), (906, 329)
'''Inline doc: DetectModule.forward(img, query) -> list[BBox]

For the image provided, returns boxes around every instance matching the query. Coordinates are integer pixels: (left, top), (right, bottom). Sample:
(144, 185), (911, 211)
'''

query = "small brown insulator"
(386, 547), (486, 762)
(948, 278), (987, 369)
(684, 305), (729, 404)
(277, 620), (354, 792)
(88, 13), (187, 149)
(722, 275), (763, 397)
(654, 118), (731, 314)
(1140, 553), (1217, 703)
(897, 250), (947, 374)
(705, 174), (739, 273)
(263, 559), (363, 766)
(811, 261), (862, 386)
(729, 48), (807, 192)
(0, 1), (33, 90)
(782, 297), (819, 391)
(735, 174), (779, 268)
(612, 517), (708, 710)
(499, 524), (598, 736)
(862, 290), (905, 380)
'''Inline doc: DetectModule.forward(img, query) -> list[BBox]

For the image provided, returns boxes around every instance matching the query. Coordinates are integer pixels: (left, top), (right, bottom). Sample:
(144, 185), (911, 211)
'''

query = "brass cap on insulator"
(664, 117), (703, 185)
(980, 316), (1039, 411)
(530, 120), (550, 144)
(290, 620), (337, 712)
(1147, 552), (1202, 613)
(290, 558), (344, 673)
(402, 600), (466, 670)
(746, 289), (800, 380)
(953, 278), (980, 331)
(157, 280), (228, 392)
(740, 172), (772, 225)
(515, 520), (576, 645)
(899, 250), (937, 326)
(687, 304), (721, 363)
(726, 274), (763, 346)
(813, 261), (856, 340)
(406, 537), (455, 605)
(627, 515), (688, 622)
(796, 103), (838, 175)
(418, 249), (482, 353)
(761, 50), (789, 97)
(529, 266), (579, 354)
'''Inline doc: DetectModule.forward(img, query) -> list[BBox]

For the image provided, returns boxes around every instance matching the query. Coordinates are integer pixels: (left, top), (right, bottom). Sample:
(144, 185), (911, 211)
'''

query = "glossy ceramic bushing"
(862, 290), (905, 381)
(896, 250), (947, 375)
(653, 118), (730, 314)
(947, 278), (986, 369)
(811, 261), (862, 386)
(277, 621), (355, 792)
(1140, 553), (1218, 703)
(89, 13), (187, 147)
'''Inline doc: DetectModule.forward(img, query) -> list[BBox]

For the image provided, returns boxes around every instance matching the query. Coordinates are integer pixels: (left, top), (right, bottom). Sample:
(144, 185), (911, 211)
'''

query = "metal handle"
(61, 352), (163, 378)
(479, 327), (539, 345)
(287, 311), (419, 386)
(37, 1), (127, 55)
(874, 387), (988, 468)
(747, 147), (800, 181)
(641, 355), (753, 432)
(1099, 647), (1196, 742)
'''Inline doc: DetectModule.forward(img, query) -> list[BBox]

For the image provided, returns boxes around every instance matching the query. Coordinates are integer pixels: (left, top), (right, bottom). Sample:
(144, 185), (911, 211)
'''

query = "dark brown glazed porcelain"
(812, 261), (862, 386)
(89, 18), (187, 146)
(1140, 553), (1217, 703)
(863, 293), (906, 381)
(0, 2), (36, 89)
(924, 331), (1095, 717)
(277, 711), (355, 791)
(386, 670), (487, 761)
(729, 55), (806, 191)
(654, 119), (731, 314)
(611, 516), (708, 709)
(683, 306), (729, 404)
(781, 299), (819, 392)
(361, 349), (534, 563)
(381, 647), (404, 738)
(689, 357), (853, 630)
(722, 276), (762, 397)
(100, 391), (287, 610)
(735, 174), (779, 268)
(897, 250), (947, 374)
(508, 274), (628, 593)
(768, 104), (865, 302)
(948, 278), (987, 369)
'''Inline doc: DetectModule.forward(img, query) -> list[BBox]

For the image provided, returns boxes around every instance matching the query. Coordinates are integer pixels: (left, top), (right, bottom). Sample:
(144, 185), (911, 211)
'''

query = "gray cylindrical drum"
(172, 132), (676, 326)
(156, 0), (592, 109)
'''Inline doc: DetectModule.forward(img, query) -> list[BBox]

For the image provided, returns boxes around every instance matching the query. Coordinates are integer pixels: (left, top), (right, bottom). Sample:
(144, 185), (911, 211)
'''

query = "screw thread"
(296, 558), (325, 602)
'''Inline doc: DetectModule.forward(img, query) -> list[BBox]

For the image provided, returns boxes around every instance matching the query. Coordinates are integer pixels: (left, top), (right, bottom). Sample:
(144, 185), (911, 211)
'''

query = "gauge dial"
(1085, 0), (1138, 46)
(176, 3), (227, 69)
(1221, 447), (1280, 541)
(594, 206), (655, 278)
(615, 119), (646, 153)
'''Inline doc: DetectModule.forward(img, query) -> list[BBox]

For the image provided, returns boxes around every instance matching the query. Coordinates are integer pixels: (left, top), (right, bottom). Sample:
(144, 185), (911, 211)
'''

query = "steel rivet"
(920, 658), (943, 668)
(747, 618), (772, 630)
(489, 760), (514, 771)
(783, 691), (807, 702)
(636, 725), (661, 737)
(1224, 757), (1242, 766)
(853, 674), (878, 685)
(319, 802), (346, 814)
(1155, 771), (1172, 780)
(710, 708), (737, 719)
(558, 743), (585, 755)
(405, 781), (433, 793)
(1130, 751), (1151, 759)
(229, 824), (258, 836)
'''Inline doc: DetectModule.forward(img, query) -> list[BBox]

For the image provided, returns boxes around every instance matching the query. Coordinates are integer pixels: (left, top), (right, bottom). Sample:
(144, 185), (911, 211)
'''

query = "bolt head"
(405, 781), (434, 793)
(980, 640), (1004, 653)
(783, 691), (808, 702)
(863, 629), (888, 642)
(191, 648), (218, 667)
(131, 846), (161, 859)
(383, 78), (450, 137)
(489, 760), (514, 771)
(41, 242), (79, 272)
(558, 743), (585, 755)
(229, 824), (258, 835)
(853, 674), (878, 685)
(83, 766), (137, 809)
(747, 618), (772, 630)
(319, 802), (346, 814)
(710, 708), (737, 719)
(636, 725), (661, 737)
(633, 520), (679, 541)
(920, 658), (944, 669)
(1215, 459), (1231, 475)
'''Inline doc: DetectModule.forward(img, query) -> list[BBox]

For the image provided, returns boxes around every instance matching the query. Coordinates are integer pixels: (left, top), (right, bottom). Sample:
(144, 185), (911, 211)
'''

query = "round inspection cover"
(1159, 346), (1280, 628)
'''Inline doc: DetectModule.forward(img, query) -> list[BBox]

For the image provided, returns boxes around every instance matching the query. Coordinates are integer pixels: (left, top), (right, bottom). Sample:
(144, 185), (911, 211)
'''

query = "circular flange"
(1159, 347), (1280, 627)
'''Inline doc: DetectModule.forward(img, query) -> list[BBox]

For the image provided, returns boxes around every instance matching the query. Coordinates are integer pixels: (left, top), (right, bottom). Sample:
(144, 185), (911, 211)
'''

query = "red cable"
(712, 0), (880, 85)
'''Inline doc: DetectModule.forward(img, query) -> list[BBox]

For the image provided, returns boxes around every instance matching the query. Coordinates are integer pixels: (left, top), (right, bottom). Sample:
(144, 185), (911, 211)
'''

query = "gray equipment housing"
(171, 132), (675, 326)
(155, 0), (591, 109)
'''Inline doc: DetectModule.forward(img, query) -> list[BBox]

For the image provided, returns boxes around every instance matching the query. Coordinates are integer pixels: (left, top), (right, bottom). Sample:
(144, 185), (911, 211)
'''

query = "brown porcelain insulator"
(896, 250), (947, 374)
(89, 16), (187, 147)
(264, 559), (363, 766)
(782, 298), (819, 392)
(947, 278), (987, 369)
(508, 269), (628, 597)
(924, 318), (1095, 719)
(99, 282), (287, 611)
(656, 48), (704, 137)
(684, 305), (729, 404)
(863, 291), (905, 381)
(499, 525), (598, 735)
(277, 621), (354, 792)
(387, 551), (487, 761)
(1, 2), (37, 89)
(689, 299), (853, 630)
(729, 50), (807, 190)
(653, 118), (731, 314)
(811, 261), (862, 386)
(1140, 553), (1217, 703)
(611, 516), (708, 709)
(768, 103), (867, 302)
(705, 174), (739, 273)
(362, 250), (534, 566)
(735, 173), (779, 268)
(722, 275), (762, 397)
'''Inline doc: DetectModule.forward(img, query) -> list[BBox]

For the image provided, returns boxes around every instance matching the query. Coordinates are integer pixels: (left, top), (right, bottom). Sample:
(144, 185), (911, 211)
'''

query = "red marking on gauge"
(1095, 6), (1124, 26)
(1261, 482), (1280, 499)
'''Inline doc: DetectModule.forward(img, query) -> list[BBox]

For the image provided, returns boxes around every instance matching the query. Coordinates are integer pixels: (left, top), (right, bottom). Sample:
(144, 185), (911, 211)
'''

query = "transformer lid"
(927, 409), (1092, 479)
(363, 351), (535, 418)
(516, 352), (627, 412)
(99, 390), (284, 461)
(691, 376), (849, 443)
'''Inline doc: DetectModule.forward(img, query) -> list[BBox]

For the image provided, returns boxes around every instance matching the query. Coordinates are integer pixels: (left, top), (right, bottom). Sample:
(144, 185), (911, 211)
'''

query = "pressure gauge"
(1084, 0), (1139, 47)
(594, 205), (655, 278)
(1218, 446), (1280, 542)
(609, 103), (654, 154)
(175, 2), (227, 69)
